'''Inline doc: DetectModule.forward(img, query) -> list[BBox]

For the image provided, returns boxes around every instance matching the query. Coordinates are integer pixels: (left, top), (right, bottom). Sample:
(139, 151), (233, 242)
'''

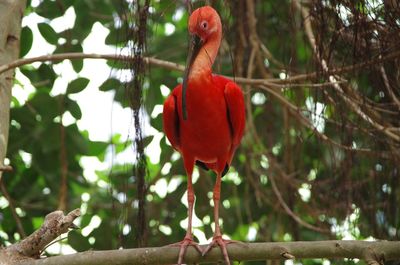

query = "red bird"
(163, 6), (245, 265)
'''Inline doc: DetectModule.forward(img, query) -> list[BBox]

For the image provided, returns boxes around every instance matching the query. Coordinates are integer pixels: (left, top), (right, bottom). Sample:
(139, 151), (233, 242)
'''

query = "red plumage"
(162, 6), (245, 265)
(163, 75), (245, 174)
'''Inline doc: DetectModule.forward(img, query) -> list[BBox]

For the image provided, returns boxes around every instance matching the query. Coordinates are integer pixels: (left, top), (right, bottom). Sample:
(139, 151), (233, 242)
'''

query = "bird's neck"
(189, 31), (221, 80)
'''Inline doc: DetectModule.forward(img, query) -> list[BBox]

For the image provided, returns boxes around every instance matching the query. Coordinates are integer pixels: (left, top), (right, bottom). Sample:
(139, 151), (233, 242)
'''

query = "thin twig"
(1, 52), (400, 88)
(268, 173), (328, 233)
(250, 154), (329, 233)
(260, 43), (286, 69)
(379, 61), (400, 110)
(244, 0), (269, 148)
(0, 177), (27, 238)
(294, 0), (400, 143)
(0, 165), (13, 172)
(40, 236), (68, 256)
(58, 102), (68, 211)
(283, 49), (400, 82)
(258, 85), (390, 156)
(0, 53), (185, 74)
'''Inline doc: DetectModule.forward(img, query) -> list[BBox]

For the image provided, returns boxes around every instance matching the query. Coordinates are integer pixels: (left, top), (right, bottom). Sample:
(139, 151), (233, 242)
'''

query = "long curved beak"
(182, 34), (203, 120)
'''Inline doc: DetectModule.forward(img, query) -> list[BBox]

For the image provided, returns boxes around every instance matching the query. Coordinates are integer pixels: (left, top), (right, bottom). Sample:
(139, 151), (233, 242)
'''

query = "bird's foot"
(167, 235), (202, 265)
(202, 235), (237, 265)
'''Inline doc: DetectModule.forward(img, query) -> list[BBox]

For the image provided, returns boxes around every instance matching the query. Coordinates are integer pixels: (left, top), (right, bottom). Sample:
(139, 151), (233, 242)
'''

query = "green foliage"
(99, 78), (121, 92)
(66, 78), (90, 94)
(20, 26), (33, 57)
(38, 23), (58, 45)
(68, 230), (91, 252)
(1, 1), (399, 265)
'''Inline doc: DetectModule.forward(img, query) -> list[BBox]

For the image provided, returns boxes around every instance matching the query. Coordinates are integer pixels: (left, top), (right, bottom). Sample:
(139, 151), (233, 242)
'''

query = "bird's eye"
(201, 21), (208, 29)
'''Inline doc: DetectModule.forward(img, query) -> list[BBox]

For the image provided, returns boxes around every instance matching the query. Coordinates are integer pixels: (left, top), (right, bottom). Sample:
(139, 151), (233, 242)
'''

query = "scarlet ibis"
(163, 6), (245, 265)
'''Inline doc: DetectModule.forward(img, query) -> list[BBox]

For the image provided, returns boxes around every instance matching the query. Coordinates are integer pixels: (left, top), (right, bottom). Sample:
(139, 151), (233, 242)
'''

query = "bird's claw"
(202, 235), (236, 265)
(168, 236), (202, 265)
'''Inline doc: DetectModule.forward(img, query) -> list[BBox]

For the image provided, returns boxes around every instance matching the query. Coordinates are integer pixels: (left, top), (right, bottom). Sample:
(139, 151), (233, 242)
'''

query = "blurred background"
(1, 0), (400, 264)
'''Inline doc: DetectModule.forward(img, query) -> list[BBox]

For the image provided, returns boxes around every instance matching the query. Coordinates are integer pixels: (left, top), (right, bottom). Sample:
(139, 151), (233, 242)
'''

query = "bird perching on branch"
(163, 6), (245, 265)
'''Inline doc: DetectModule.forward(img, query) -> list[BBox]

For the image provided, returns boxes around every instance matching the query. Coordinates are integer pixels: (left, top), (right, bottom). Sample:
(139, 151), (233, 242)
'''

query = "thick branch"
(18, 240), (400, 265)
(0, 0), (26, 178)
(5, 209), (80, 261)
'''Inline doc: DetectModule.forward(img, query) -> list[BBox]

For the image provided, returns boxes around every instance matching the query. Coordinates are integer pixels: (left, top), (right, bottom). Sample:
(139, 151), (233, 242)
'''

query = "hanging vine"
(128, 0), (150, 247)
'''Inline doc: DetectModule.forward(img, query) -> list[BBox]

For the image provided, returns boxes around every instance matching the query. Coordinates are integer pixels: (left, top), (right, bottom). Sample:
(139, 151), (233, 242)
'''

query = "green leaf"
(29, 92), (59, 121)
(87, 141), (108, 157)
(99, 78), (121, 91)
(105, 24), (129, 46)
(150, 113), (163, 132)
(68, 230), (91, 252)
(20, 64), (57, 91)
(35, 1), (64, 19)
(37, 23), (58, 45)
(143, 135), (154, 148)
(66, 124), (89, 155)
(72, 1), (94, 41)
(90, 223), (115, 250)
(32, 217), (44, 230)
(38, 64), (57, 89)
(66, 98), (82, 120)
(79, 215), (92, 229)
(114, 85), (128, 107)
(11, 106), (36, 129)
(53, 42), (84, 72)
(70, 44), (84, 73)
(40, 122), (61, 153)
(20, 26), (33, 57)
(67, 78), (90, 94)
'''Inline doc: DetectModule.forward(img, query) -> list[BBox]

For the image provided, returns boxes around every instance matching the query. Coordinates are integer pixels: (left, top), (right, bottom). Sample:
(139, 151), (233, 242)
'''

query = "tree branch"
(0, 177), (26, 238)
(379, 61), (400, 110)
(0, 207), (397, 265)
(294, 0), (400, 143)
(258, 85), (392, 157)
(57, 102), (68, 211)
(17, 240), (400, 265)
(0, 53), (184, 75)
(268, 173), (328, 233)
(0, 0), (26, 184)
(0, 209), (80, 264)
(1, 52), (400, 88)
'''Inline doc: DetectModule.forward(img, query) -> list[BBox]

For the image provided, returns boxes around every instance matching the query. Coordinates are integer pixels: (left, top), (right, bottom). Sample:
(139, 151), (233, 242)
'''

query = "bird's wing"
(224, 81), (246, 147)
(163, 89), (181, 151)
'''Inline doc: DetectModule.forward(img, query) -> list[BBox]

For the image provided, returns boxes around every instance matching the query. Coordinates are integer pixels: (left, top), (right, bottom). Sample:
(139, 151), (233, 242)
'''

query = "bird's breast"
(179, 79), (232, 161)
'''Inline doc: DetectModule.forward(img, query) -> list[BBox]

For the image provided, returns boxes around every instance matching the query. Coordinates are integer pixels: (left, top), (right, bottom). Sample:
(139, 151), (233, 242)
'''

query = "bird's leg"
(202, 173), (233, 265)
(168, 169), (202, 265)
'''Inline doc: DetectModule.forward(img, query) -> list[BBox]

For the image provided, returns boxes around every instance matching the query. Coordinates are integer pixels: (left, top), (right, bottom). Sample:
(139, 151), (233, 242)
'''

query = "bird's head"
(182, 6), (222, 120)
(188, 6), (221, 43)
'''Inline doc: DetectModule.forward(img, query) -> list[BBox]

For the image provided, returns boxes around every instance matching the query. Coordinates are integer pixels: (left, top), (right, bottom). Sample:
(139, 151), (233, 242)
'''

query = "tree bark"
(0, 209), (80, 265)
(16, 240), (400, 265)
(0, 207), (397, 265)
(0, 0), (26, 176)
